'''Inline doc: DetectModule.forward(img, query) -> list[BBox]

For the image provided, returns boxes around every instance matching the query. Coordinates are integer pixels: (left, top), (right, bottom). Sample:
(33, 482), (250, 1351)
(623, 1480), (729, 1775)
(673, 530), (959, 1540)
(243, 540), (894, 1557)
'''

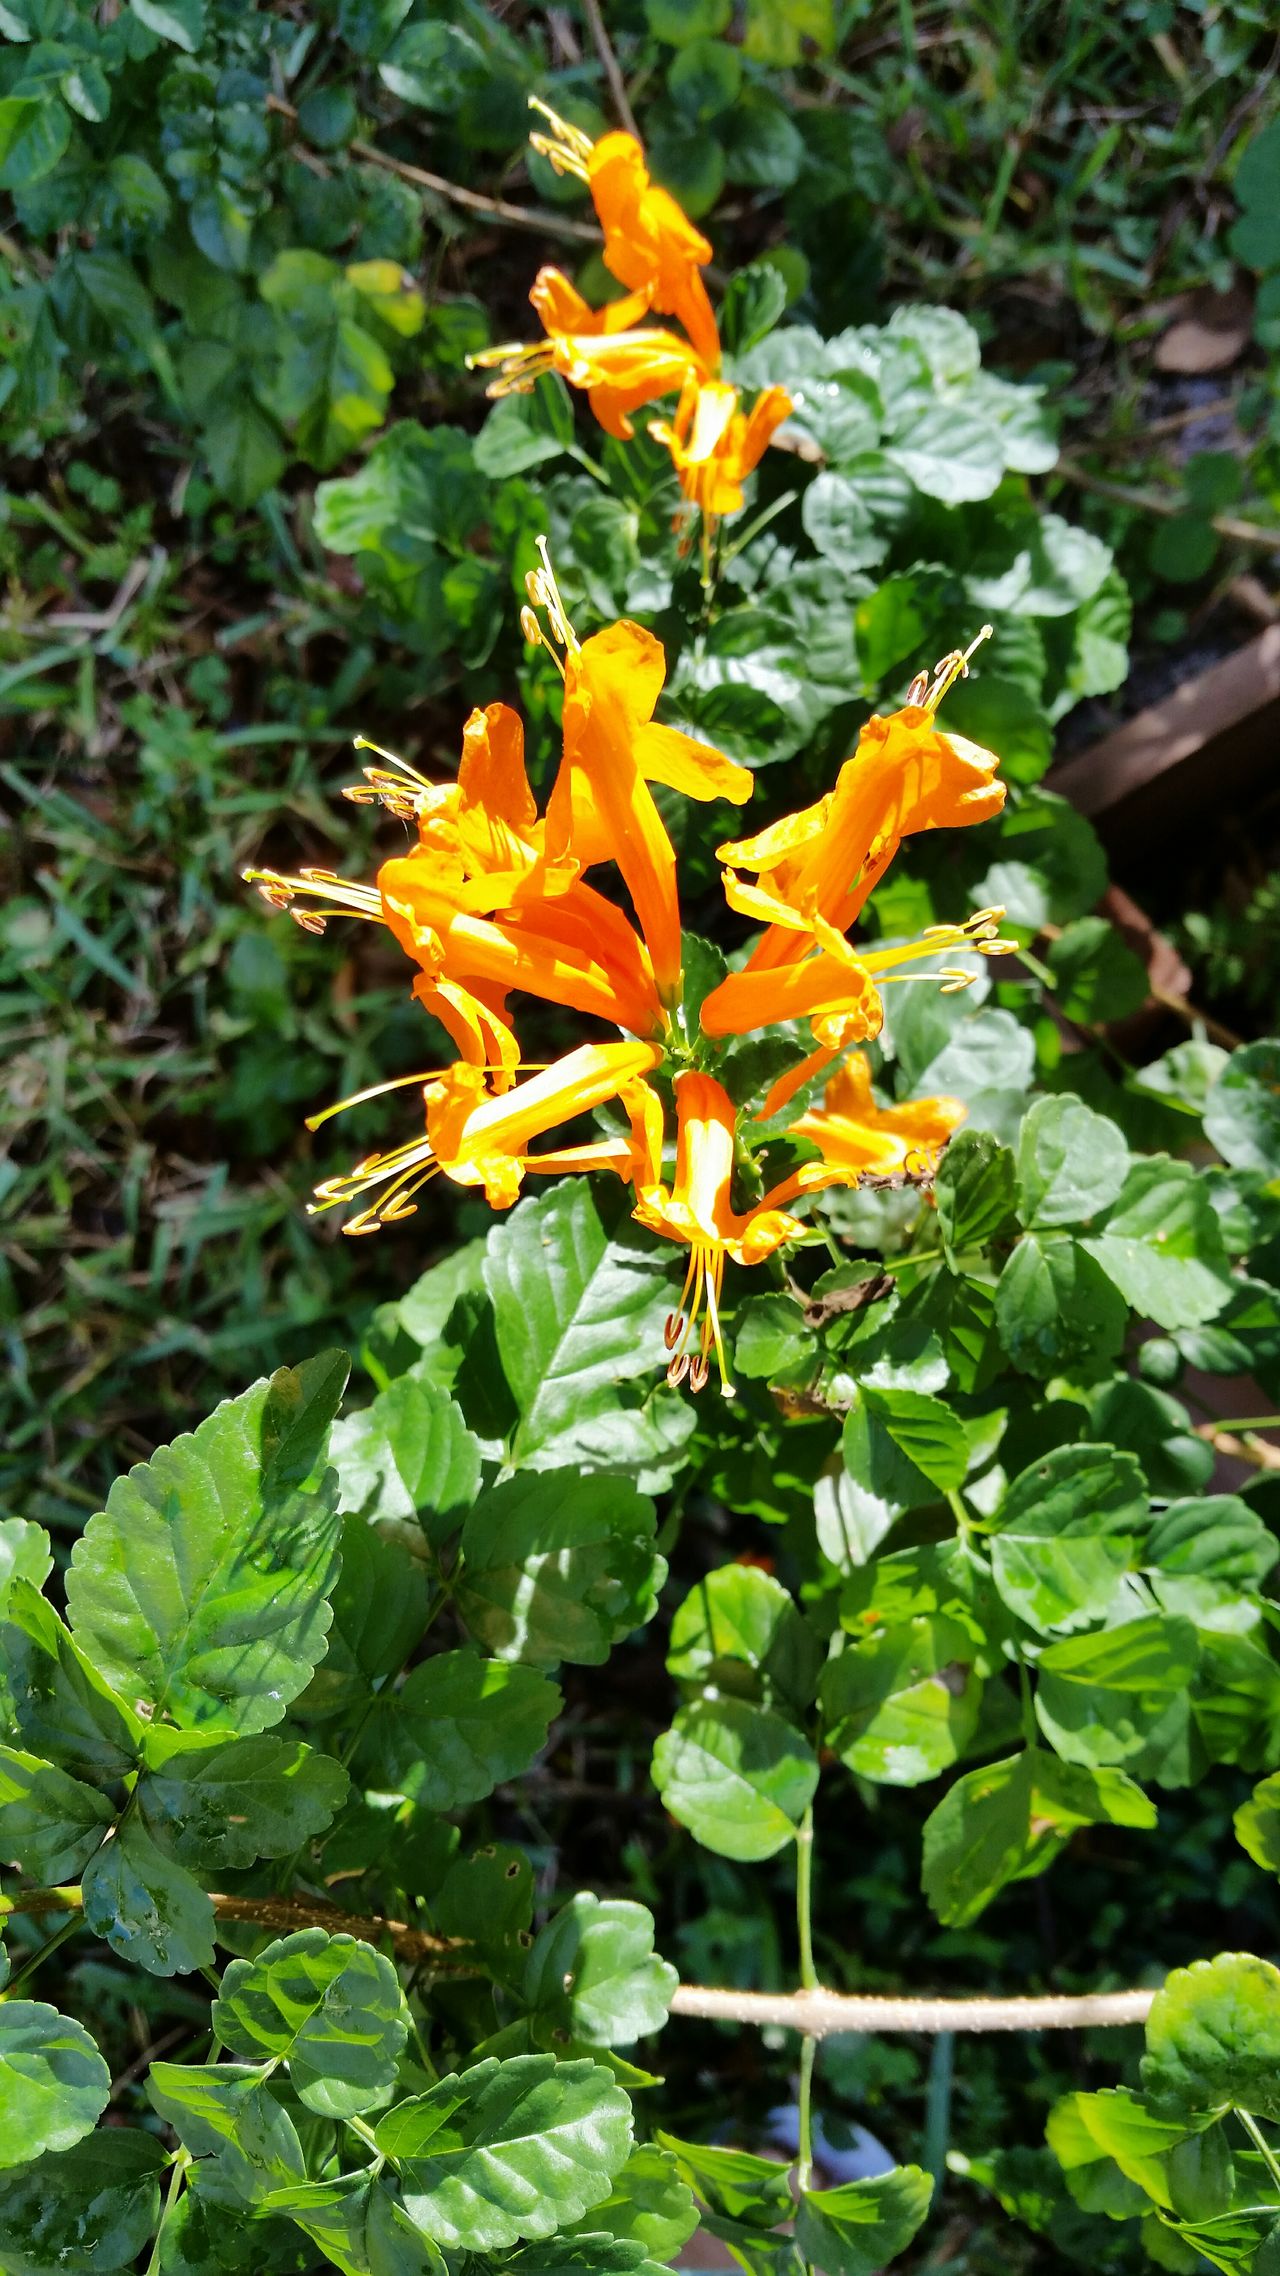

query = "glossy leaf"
(524, 1895), (677, 2050)
(0, 1742), (114, 1880)
(330, 1376), (482, 1545)
(987, 1444), (1148, 1635)
(652, 1697), (818, 1860)
(1016, 1093), (1131, 1229)
(821, 1617), (981, 1785)
(0, 2003), (110, 2170)
(82, 1813), (216, 1977)
(1141, 1954), (1280, 2122)
(214, 1929), (408, 2117)
(795, 2166), (934, 2276)
(0, 2129), (169, 2276)
(1, 1583), (141, 1782)
(136, 1727), (347, 1867)
(1034, 1616), (1198, 1776)
(365, 1648), (559, 1810)
(666, 1565), (823, 1717)
(456, 1473), (663, 1669)
(921, 1749), (1156, 1925)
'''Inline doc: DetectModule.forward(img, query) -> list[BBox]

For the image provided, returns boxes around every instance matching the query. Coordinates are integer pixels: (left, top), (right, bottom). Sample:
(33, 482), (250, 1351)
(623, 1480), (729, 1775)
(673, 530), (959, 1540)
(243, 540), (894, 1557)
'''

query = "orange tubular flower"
(708, 630), (1006, 985)
(649, 377), (795, 518)
(631, 1072), (812, 1398)
(308, 1041), (663, 1234)
(787, 1054), (967, 1180)
(526, 547), (751, 1008)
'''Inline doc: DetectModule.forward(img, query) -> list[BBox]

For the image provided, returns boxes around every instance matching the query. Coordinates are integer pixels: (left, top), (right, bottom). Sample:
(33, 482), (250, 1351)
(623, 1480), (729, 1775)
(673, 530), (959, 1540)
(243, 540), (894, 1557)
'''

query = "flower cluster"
(471, 104), (794, 524)
(247, 553), (1011, 1395)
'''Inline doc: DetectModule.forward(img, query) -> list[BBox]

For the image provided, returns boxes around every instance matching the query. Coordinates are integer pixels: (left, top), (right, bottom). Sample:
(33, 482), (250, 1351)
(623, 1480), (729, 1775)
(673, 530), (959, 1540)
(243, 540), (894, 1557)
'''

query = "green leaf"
(365, 1648), (559, 1810)
(1146, 1496), (1276, 1589)
(987, 1444), (1148, 1636)
(1150, 515), (1216, 584)
(0, 2129), (169, 2276)
(719, 262), (789, 356)
(583, 2143), (700, 2257)
(1090, 1378), (1213, 1501)
(1047, 2087), (1201, 2215)
(921, 1749), (1156, 1925)
(136, 1727), (348, 1868)
(1234, 1772), (1280, 1874)
(934, 1129), (1017, 1261)
(860, 1386), (969, 1493)
(455, 1473), (662, 1669)
(1048, 918), (1150, 1025)
(820, 1617), (982, 1785)
(0, 2003), (110, 2170)
(147, 2063), (305, 2202)
(82, 1813), (216, 1977)
(474, 375), (574, 477)
(651, 1698), (819, 1861)
(886, 405), (1005, 503)
(1, 1582), (141, 1781)
(331, 1376), (481, 1544)
(801, 470), (884, 572)
(666, 1566), (823, 1718)
(0, 95), (70, 188)
(214, 1929), (408, 2117)
(654, 2133), (792, 2227)
(298, 1515), (430, 1718)
(1205, 1041), (1280, 1174)
(795, 2167), (934, 2276)
(0, 1745), (113, 1880)
(376, 2054), (633, 2250)
(1034, 1615), (1197, 1776)
(1083, 1158), (1233, 1331)
(483, 1185), (675, 1467)
(130, 0), (204, 50)
(65, 1353), (348, 1733)
(0, 1519), (51, 1616)
(995, 1232), (1127, 1378)
(1141, 1954), (1280, 2122)
(1016, 1094), (1132, 1229)
(524, 1895), (676, 2050)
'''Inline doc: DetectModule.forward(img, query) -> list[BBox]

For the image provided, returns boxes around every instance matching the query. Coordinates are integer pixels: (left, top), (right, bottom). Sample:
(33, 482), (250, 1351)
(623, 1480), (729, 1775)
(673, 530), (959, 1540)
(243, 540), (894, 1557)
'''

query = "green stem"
(878, 1246), (944, 1274)
(796, 1805), (818, 1992)
(945, 1486), (971, 1547)
(1238, 2110), (1280, 2193)
(144, 2150), (191, 2276)
(345, 2113), (383, 2158)
(1, 1908), (82, 1999)
(922, 2030), (954, 2188)
(797, 2032), (817, 2198)
(1018, 1657), (1038, 1749)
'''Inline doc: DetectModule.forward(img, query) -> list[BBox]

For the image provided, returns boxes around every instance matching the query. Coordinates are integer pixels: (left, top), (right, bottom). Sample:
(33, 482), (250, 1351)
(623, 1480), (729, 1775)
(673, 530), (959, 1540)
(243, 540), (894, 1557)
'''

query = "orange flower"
(308, 1041), (663, 1234)
(787, 1053), (967, 1179)
(649, 377), (795, 518)
(472, 318), (706, 442)
(527, 547), (752, 1008)
(531, 105), (720, 369)
(709, 630), (1005, 981)
(630, 1071), (810, 1396)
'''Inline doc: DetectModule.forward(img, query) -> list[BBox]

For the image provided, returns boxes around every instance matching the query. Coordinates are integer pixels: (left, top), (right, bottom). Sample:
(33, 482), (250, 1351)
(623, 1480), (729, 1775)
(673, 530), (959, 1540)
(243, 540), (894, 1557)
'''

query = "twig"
(4, 1884), (1161, 2030)
(1085, 397), (1240, 454)
(580, 0), (639, 137)
(265, 94), (601, 247)
(1195, 1424), (1280, 1473)
(1148, 984), (1245, 1051)
(668, 1984), (1156, 2035)
(1056, 458), (1280, 553)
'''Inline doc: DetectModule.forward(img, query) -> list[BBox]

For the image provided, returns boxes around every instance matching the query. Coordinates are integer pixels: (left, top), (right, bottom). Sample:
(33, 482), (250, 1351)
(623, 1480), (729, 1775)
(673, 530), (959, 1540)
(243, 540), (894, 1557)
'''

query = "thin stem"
(1239, 2110), (1280, 2193)
(796, 1806), (818, 1992)
(797, 2032), (817, 2198)
(922, 2031), (955, 2188)
(1018, 1658), (1038, 1749)
(581, 0), (640, 135)
(345, 2113), (383, 2157)
(1, 1908), (82, 1998)
(144, 2150), (191, 2276)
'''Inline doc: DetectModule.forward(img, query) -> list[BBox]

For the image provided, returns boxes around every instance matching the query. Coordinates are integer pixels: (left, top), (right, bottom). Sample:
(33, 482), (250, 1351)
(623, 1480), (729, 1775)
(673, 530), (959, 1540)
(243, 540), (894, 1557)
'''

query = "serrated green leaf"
(860, 1385), (969, 1493)
(1047, 2087), (1198, 2216)
(297, 1514), (430, 1719)
(988, 1444), (1148, 1635)
(582, 2143), (700, 2257)
(0, 93), (70, 188)
(456, 1473), (662, 1669)
(666, 1565), (823, 1718)
(1035, 1616), (1197, 1777)
(1142, 1954), (1280, 2122)
(652, 1697), (818, 1861)
(1236, 1771), (1280, 1875)
(1016, 1094), (1131, 1229)
(214, 1929), (408, 2118)
(525, 1895), (676, 2050)
(886, 404), (1004, 502)
(821, 1616), (981, 1785)
(0, 2003), (110, 2170)
(147, 2063), (305, 2203)
(483, 1184), (675, 1466)
(364, 1648), (559, 1810)
(130, 0), (204, 49)
(655, 2131), (792, 2228)
(1048, 919), (1149, 1025)
(0, 1743), (113, 1880)
(330, 1376), (481, 1545)
(1083, 1158), (1233, 1331)
(921, 1749), (1156, 1926)
(934, 1129), (1017, 1260)
(65, 1354), (348, 1733)
(0, 1519), (51, 1617)
(795, 2166), (933, 2276)
(0, 2128), (169, 2276)
(136, 1728), (348, 1868)
(1146, 1497), (1277, 1589)
(1205, 1041), (1280, 1174)
(1, 1582), (142, 1781)
(261, 2171), (443, 2276)
(995, 1231), (1127, 1378)
(82, 1813), (216, 1978)
(376, 2054), (633, 2250)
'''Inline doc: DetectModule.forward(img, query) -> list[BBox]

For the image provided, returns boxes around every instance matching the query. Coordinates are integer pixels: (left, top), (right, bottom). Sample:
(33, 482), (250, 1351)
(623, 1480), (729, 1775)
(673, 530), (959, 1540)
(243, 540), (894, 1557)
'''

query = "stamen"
(666, 1351), (691, 1386)
(527, 96), (593, 178)
(523, 536), (580, 658)
(688, 1354), (709, 1393)
(664, 1312), (684, 1351)
(241, 867), (385, 934)
(920, 624), (993, 714)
